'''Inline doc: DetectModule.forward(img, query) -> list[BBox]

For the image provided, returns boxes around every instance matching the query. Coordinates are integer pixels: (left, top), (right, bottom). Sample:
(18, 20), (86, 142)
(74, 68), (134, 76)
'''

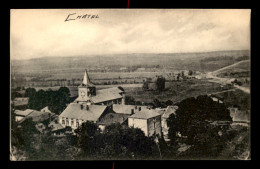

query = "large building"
(74, 70), (125, 105)
(58, 70), (125, 130)
(128, 106), (162, 137)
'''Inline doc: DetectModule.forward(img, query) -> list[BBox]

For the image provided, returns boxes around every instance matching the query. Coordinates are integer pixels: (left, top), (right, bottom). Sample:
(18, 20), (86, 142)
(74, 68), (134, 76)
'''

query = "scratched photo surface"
(10, 9), (250, 160)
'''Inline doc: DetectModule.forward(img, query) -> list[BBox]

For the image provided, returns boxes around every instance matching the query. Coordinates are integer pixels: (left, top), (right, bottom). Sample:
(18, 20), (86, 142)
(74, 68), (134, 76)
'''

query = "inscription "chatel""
(65, 13), (99, 22)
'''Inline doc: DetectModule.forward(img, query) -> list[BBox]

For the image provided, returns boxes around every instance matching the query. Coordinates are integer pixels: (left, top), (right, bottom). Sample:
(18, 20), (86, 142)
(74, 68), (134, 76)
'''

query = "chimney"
(131, 109), (134, 115)
(86, 105), (89, 110)
(139, 107), (141, 111)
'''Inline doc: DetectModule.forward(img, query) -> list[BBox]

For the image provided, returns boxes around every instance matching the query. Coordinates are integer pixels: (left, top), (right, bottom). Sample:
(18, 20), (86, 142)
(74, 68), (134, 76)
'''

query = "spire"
(82, 69), (91, 86)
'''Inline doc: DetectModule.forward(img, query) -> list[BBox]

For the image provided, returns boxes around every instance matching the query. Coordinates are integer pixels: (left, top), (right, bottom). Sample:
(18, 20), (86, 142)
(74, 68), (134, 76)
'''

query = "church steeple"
(82, 69), (91, 86)
(78, 69), (96, 100)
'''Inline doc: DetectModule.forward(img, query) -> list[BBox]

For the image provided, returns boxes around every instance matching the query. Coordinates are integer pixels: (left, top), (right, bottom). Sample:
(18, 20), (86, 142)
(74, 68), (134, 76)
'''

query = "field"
(124, 79), (225, 104)
(214, 60), (250, 78)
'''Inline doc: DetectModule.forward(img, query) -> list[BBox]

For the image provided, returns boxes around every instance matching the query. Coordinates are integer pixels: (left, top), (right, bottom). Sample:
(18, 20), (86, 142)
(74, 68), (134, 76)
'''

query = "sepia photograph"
(10, 9), (250, 160)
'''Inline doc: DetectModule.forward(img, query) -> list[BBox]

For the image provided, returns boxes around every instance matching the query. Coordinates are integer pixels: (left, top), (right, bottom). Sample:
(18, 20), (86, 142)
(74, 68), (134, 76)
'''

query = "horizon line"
(11, 49), (250, 61)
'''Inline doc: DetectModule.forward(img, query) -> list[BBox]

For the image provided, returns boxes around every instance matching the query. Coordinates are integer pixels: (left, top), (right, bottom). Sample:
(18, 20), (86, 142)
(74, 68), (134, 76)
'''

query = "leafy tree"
(11, 91), (22, 100)
(13, 117), (39, 159)
(153, 99), (161, 108)
(188, 70), (193, 76)
(125, 95), (136, 105)
(143, 81), (149, 90)
(74, 121), (102, 155)
(165, 100), (173, 106)
(167, 95), (232, 156)
(155, 76), (165, 92)
(25, 88), (36, 97)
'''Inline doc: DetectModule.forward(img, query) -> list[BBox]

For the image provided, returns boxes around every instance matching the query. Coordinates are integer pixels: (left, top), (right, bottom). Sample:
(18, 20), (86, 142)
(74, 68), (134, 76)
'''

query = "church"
(74, 70), (125, 105)
(58, 69), (125, 130)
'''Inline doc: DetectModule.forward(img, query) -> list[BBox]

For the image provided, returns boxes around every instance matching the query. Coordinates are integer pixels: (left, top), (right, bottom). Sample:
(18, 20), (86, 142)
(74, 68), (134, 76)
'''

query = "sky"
(10, 9), (251, 60)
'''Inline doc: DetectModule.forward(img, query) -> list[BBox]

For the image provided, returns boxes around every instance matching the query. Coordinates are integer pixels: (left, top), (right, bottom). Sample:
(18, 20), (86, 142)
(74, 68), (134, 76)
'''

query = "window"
(62, 120), (65, 125)
(66, 118), (69, 126)
(71, 119), (74, 126)
(76, 119), (79, 127)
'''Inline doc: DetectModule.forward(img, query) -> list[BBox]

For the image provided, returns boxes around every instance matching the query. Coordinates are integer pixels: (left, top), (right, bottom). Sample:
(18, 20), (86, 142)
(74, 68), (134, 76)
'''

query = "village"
(10, 9), (250, 161)
(10, 66), (250, 160)
(12, 70), (176, 140)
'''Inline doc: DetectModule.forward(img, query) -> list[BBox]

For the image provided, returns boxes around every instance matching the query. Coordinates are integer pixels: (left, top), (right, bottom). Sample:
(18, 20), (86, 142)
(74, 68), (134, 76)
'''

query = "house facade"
(128, 106), (162, 137)
(58, 103), (109, 130)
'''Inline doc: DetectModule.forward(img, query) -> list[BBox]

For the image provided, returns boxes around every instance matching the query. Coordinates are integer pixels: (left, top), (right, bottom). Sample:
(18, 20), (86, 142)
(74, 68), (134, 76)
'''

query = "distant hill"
(11, 50), (250, 74)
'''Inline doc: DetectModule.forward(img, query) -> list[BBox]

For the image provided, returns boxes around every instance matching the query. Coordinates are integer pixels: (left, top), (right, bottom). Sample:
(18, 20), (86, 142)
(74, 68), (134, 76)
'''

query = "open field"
(124, 79), (226, 104)
(214, 60), (250, 78)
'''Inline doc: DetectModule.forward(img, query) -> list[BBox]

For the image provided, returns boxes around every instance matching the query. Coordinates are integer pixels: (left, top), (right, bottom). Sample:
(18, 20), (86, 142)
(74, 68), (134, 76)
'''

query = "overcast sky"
(10, 9), (250, 60)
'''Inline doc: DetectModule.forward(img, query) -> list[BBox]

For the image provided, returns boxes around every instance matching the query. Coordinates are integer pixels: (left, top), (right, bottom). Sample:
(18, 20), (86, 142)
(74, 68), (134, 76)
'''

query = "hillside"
(11, 50), (250, 74)
(213, 60), (250, 78)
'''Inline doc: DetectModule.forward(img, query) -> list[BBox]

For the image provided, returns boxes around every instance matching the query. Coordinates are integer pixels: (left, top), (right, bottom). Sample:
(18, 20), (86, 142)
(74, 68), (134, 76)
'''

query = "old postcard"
(10, 9), (250, 160)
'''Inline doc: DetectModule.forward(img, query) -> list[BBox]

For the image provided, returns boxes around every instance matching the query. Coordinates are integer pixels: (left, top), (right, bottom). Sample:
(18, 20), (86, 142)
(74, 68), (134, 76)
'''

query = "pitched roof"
(129, 108), (160, 119)
(19, 110), (55, 124)
(155, 108), (166, 116)
(98, 87), (124, 94)
(98, 113), (129, 125)
(113, 105), (147, 115)
(59, 103), (107, 122)
(91, 92), (123, 103)
(162, 106), (178, 119)
(13, 97), (29, 106)
(14, 109), (34, 117)
(48, 121), (65, 131)
(75, 89), (123, 103)
(41, 106), (52, 113)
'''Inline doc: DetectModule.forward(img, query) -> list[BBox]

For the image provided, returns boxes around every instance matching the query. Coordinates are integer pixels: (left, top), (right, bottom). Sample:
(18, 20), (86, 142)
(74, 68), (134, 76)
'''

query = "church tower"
(78, 69), (96, 102)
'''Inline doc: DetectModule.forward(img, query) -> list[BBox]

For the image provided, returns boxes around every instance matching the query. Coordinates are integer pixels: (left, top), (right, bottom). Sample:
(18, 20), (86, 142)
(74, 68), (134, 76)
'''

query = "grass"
(124, 79), (224, 104)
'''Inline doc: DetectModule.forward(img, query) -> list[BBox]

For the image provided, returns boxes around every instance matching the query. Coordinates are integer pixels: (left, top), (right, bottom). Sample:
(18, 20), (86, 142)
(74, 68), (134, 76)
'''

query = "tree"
(48, 87), (71, 114)
(103, 124), (158, 159)
(125, 96), (136, 105)
(165, 100), (173, 106)
(181, 71), (184, 77)
(188, 70), (193, 76)
(143, 81), (149, 90)
(25, 88), (36, 97)
(167, 95), (232, 156)
(155, 76), (165, 92)
(74, 121), (102, 155)
(177, 73), (180, 81)
(153, 99), (161, 108)
(13, 117), (39, 159)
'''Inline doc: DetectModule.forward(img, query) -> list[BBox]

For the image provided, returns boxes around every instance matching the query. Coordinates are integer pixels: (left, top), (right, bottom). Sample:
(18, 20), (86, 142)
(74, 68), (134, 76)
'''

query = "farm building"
(14, 109), (34, 122)
(18, 109), (55, 125)
(12, 97), (29, 110)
